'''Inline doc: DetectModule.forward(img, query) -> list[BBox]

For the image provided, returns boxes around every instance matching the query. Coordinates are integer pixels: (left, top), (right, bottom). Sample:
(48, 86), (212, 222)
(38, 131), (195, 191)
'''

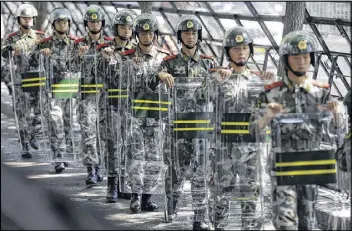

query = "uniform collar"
(136, 44), (158, 58)
(228, 66), (251, 80)
(283, 74), (312, 93)
(19, 29), (36, 39)
(112, 39), (133, 50)
(85, 33), (105, 45)
(180, 49), (199, 62)
(52, 33), (70, 45)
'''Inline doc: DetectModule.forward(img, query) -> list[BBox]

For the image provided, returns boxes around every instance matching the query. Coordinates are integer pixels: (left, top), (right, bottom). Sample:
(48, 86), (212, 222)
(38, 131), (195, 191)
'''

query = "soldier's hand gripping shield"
(213, 80), (267, 230)
(78, 51), (104, 171)
(165, 77), (213, 226)
(8, 47), (50, 159)
(46, 49), (81, 165)
(268, 108), (344, 230)
(123, 59), (169, 196)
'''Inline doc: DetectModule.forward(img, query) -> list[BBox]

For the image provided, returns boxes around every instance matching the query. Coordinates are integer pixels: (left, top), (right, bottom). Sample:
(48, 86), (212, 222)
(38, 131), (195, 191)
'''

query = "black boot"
(95, 165), (104, 182)
(106, 177), (117, 203)
(55, 162), (65, 173)
(130, 193), (141, 213)
(21, 143), (32, 158)
(193, 210), (213, 230)
(85, 166), (97, 186)
(141, 194), (158, 211)
(117, 178), (131, 199)
(29, 136), (39, 150)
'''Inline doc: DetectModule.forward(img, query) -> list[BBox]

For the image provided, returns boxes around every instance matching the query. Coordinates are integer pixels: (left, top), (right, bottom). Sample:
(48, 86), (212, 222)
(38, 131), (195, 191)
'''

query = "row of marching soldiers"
(1, 3), (350, 231)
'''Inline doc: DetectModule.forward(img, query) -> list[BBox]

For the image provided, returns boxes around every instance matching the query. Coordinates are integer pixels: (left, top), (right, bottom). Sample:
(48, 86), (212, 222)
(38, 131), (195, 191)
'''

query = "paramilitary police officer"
(95, 10), (137, 203)
(71, 5), (113, 186)
(195, 26), (275, 229)
(31, 7), (78, 173)
(250, 30), (345, 230)
(1, 3), (46, 158)
(120, 13), (170, 213)
(149, 15), (229, 230)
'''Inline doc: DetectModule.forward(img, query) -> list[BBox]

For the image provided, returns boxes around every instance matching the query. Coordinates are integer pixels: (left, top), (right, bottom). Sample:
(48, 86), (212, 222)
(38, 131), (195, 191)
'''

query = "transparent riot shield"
(77, 53), (104, 170)
(213, 80), (267, 230)
(8, 50), (50, 160)
(164, 77), (212, 227)
(269, 110), (344, 230)
(46, 52), (81, 165)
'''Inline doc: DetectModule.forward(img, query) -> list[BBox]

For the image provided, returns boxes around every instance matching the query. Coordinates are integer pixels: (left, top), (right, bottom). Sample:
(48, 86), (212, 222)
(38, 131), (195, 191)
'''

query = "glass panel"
(208, 2), (252, 15)
(264, 21), (284, 45)
(307, 2), (351, 20)
(154, 11), (173, 34)
(200, 15), (223, 40)
(152, 2), (173, 9)
(337, 57), (351, 77)
(343, 26), (351, 39)
(219, 18), (238, 32)
(173, 2), (209, 12)
(112, 2), (139, 8)
(103, 5), (120, 26)
(251, 2), (286, 16)
(164, 12), (179, 32)
(241, 20), (271, 46)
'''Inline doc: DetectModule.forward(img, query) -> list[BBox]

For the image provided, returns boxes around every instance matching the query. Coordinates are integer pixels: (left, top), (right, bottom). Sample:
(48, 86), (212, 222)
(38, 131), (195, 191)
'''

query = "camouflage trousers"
(13, 87), (43, 149)
(79, 97), (103, 166)
(164, 135), (210, 221)
(209, 143), (261, 229)
(127, 117), (166, 195)
(48, 96), (72, 160)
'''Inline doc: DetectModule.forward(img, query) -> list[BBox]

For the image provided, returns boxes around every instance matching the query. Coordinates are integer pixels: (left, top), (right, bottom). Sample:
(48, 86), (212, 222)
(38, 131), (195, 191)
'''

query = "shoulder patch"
(157, 47), (171, 55)
(163, 54), (178, 62)
(40, 37), (53, 43)
(96, 43), (109, 50)
(200, 54), (214, 60)
(68, 35), (77, 40)
(74, 37), (85, 44)
(311, 80), (329, 89)
(121, 48), (136, 56)
(35, 30), (45, 35)
(264, 81), (284, 91)
(104, 36), (113, 41)
(8, 32), (18, 38)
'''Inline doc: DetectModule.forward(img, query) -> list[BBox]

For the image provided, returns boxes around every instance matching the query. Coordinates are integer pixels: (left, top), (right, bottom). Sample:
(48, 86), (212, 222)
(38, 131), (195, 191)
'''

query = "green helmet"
(49, 7), (72, 24)
(176, 15), (202, 43)
(111, 10), (136, 36)
(133, 13), (158, 33)
(223, 26), (254, 59)
(83, 6), (106, 27)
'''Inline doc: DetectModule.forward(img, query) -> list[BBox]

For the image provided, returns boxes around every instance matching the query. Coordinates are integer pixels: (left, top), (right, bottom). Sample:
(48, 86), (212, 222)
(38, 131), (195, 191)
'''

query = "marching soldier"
(149, 15), (229, 230)
(250, 30), (345, 230)
(194, 26), (275, 229)
(30, 7), (78, 173)
(95, 10), (137, 203)
(1, 3), (46, 158)
(120, 13), (170, 213)
(72, 5), (112, 186)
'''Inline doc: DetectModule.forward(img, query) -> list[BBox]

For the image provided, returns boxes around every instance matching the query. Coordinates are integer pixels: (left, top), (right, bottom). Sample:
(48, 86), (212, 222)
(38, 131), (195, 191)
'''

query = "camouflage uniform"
(150, 50), (215, 222)
(195, 68), (270, 229)
(1, 28), (45, 155)
(122, 45), (169, 195)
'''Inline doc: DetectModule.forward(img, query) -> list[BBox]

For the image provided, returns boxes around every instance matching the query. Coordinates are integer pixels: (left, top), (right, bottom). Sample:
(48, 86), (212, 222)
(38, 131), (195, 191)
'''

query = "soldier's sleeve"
(1, 35), (15, 59)
(249, 91), (269, 140)
(148, 60), (169, 91)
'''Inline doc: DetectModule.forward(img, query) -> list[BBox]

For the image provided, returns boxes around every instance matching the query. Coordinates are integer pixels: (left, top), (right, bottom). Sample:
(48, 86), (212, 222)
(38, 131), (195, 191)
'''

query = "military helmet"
(49, 7), (72, 24)
(83, 6), (106, 26)
(111, 10), (136, 36)
(223, 26), (254, 60)
(15, 4), (38, 26)
(279, 30), (318, 66)
(176, 15), (202, 43)
(133, 13), (158, 33)
(15, 4), (38, 18)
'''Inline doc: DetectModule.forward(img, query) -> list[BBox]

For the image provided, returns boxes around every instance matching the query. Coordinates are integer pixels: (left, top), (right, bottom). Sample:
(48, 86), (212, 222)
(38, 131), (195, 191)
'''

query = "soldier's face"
(181, 31), (198, 47)
(117, 24), (133, 38)
(139, 32), (154, 46)
(87, 21), (102, 32)
(288, 53), (311, 73)
(229, 45), (250, 63)
(54, 19), (69, 33)
(19, 17), (33, 28)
